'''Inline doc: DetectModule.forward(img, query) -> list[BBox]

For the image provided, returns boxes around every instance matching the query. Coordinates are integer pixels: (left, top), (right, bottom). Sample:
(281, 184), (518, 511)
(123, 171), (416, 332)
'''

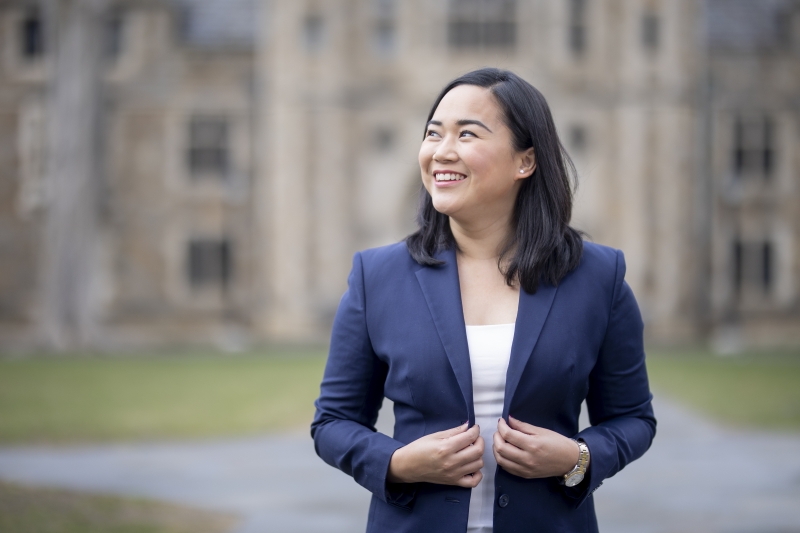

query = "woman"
(311, 68), (656, 532)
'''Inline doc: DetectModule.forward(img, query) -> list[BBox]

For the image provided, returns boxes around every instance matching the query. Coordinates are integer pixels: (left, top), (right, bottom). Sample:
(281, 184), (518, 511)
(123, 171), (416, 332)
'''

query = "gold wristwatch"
(562, 439), (590, 487)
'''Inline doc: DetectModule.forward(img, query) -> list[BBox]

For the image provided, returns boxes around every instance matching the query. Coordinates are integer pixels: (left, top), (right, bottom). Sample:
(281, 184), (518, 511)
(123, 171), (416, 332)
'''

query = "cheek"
(418, 150), (433, 195)
(467, 143), (519, 189)
(418, 144), (433, 171)
(464, 148), (501, 181)
(419, 146), (436, 186)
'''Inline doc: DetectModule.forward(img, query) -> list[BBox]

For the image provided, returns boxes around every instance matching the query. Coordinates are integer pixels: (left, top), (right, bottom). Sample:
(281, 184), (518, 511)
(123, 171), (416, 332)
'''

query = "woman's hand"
(388, 423), (484, 488)
(493, 417), (579, 479)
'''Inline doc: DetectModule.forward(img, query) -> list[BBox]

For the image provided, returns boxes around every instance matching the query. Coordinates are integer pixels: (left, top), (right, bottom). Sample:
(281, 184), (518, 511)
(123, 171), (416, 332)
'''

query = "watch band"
(561, 439), (590, 487)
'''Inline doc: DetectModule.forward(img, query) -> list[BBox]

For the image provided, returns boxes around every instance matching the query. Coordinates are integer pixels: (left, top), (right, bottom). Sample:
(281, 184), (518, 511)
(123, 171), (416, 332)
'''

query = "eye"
(459, 129), (477, 138)
(425, 129), (440, 138)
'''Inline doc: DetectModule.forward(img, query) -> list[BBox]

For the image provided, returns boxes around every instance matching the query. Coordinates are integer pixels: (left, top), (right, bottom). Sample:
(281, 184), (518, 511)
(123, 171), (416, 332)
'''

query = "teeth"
(435, 173), (465, 181)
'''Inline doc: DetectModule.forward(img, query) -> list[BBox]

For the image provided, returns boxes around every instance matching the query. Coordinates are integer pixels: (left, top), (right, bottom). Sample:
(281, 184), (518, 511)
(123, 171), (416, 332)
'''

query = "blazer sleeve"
(311, 252), (415, 508)
(567, 250), (657, 506)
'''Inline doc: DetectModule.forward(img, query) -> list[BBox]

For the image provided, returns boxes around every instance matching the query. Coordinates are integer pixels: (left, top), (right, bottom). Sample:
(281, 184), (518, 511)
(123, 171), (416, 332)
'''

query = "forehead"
(432, 85), (503, 124)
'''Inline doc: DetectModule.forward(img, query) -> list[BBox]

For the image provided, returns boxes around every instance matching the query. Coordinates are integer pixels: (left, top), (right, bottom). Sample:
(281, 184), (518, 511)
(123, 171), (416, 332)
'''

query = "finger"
(508, 416), (540, 435)
(493, 432), (525, 469)
(494, 436), (529, 464)
(497, 419), (529, 449)
(493, 446), (511, 468)
(493, 441), (533, 478)
(494, 450), (524, 478)
(433, 422), (469, 439)
(496, 418), (522, 445)
(457, 469), (483, 488)
(470, 424), (481, 439)
(454, 457), (484, 478)
(497, 417), (513, 438)
(475, 435), (485, 454)
(447, 424), (481, 450)
(493, 429), (504, 450)
(453, 437), (485, 463)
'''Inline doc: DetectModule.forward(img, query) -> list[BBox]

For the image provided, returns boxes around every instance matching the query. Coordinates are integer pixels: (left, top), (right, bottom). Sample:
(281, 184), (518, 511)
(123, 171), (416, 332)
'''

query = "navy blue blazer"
(312, 241), (656, 532)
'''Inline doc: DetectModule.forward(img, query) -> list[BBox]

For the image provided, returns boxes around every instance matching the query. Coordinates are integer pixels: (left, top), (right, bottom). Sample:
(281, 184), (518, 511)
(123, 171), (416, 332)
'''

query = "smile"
(434, 172), (466, 182)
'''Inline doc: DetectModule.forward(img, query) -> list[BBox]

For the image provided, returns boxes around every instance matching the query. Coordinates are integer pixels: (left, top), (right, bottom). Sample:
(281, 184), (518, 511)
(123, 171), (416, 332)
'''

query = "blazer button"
(498, 494), (510, 508)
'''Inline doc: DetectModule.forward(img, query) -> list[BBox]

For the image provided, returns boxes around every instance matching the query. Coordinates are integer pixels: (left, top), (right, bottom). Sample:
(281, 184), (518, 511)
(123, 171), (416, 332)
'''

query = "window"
(373, 0), (396, 56)
(733, 240), (743, 294)
(20, 8), (44, 60)
(375, 127), (395, 151)
(568, 124), (588, 152)
(732, 238), (773, 296)
(303, 13), (325, 53)
(763, 116), (774, 176)
(448, 0), (516, 50)
(106, 10), (124, 61)
(375, 20), (395, 55)
(641, 11), (659, 52)
(187, 239), (233, 288)
(568, 0), (587, 56)
(732, 114), (774, 180)
(762, 241), (772, 291)
(776, 7), (800, 49)
(188, 116), (229, 177)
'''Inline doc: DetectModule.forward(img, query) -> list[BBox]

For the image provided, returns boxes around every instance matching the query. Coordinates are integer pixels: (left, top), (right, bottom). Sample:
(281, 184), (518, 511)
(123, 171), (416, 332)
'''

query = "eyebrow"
(426, 119), (493, 133)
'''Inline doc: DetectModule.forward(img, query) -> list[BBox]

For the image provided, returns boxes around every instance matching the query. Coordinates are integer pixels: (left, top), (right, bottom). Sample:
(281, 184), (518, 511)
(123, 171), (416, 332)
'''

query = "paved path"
(0, 398), (799, 533)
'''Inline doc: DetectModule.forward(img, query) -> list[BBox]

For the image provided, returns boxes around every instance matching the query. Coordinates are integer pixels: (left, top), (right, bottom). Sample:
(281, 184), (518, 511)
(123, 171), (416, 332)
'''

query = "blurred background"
(0, 0), (798, 532)
(0, 0), (798, 352)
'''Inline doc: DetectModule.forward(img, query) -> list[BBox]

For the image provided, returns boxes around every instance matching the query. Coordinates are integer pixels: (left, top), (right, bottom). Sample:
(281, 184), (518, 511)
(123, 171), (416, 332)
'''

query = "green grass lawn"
(646, 348), (800, 431)
(0, 347), (327, 444)
(1, 346), (799, 446)
(0, 480), (236, 533)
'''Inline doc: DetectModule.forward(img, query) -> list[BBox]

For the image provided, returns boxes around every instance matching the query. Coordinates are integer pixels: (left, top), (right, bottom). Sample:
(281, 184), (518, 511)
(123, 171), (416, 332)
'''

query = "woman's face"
(418, 85), (534, 225)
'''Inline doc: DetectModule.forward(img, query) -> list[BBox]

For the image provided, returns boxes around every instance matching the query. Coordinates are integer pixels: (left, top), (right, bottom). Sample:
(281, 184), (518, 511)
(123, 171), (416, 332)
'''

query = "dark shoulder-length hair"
(405, 67), (583, 294)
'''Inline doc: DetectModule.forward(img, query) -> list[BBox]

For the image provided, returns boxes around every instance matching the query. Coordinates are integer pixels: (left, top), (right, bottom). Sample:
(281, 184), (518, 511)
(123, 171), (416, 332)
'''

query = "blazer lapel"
(502, 282), (558, 419)
(414, 247), (474, 425)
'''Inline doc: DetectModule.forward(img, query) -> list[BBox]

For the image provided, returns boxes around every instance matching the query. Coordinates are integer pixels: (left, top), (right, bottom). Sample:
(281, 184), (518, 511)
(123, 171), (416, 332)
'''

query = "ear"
(514, 148), (536, 180)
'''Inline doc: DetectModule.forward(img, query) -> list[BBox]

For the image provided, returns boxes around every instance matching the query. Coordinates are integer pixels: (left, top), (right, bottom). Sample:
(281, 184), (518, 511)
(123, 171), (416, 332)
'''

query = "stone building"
(705, 0), (800, 348)
(0, 0), (798, 351)
(257, 0), (800, 348)
(0, 0), (258, 349)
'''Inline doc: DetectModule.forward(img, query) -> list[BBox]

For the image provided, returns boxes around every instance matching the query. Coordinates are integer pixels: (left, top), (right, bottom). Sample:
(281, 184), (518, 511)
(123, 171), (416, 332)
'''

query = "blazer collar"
(415, 247), (474, 424)
(503, 281), (557, 419)
(414, 246), (558, 424)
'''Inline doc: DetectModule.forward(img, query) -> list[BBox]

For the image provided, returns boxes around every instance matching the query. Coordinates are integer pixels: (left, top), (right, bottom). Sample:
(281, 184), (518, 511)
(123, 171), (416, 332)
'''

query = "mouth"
(434, 172), (467, 183)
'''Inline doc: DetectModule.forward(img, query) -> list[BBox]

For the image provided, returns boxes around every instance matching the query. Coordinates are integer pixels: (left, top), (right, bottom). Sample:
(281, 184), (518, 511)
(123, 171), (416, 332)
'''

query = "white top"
(465, 323), (515, 533)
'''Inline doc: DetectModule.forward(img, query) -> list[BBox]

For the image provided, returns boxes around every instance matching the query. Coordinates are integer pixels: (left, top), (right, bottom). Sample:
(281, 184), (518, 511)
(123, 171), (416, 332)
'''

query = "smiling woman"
(422, 87), (527, 226)
(410, 71), (583, 296)
(311, 68), (655, 533)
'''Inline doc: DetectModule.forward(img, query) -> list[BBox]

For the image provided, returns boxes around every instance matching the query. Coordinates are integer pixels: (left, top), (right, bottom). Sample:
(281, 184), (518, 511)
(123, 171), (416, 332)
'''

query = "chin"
(430, 198), (458, 217)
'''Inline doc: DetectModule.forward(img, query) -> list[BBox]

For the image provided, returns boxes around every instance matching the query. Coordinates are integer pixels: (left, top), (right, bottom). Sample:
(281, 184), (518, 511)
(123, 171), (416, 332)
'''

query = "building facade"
(0, 0), (798, 351)
(257, 0), (800, 348)
(705, 0), (800, 347)
(0, 0), (258, 349)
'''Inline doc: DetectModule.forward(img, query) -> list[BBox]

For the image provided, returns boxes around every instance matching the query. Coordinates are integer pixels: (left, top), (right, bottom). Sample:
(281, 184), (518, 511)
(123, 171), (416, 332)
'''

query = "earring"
(519, 169), (525, 173)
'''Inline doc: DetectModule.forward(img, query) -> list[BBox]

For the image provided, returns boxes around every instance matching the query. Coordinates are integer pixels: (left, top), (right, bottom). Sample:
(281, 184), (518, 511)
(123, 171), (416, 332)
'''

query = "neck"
(450, 212), (514, 261)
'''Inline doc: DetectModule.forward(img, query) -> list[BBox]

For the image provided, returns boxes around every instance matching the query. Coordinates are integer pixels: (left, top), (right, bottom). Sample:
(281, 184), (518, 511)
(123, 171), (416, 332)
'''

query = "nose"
(432, 134), (458, 163)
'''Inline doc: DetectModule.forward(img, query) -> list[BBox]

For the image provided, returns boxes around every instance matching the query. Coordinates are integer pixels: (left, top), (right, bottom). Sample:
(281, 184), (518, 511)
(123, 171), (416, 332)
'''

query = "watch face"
(565, 473), (584, 487)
